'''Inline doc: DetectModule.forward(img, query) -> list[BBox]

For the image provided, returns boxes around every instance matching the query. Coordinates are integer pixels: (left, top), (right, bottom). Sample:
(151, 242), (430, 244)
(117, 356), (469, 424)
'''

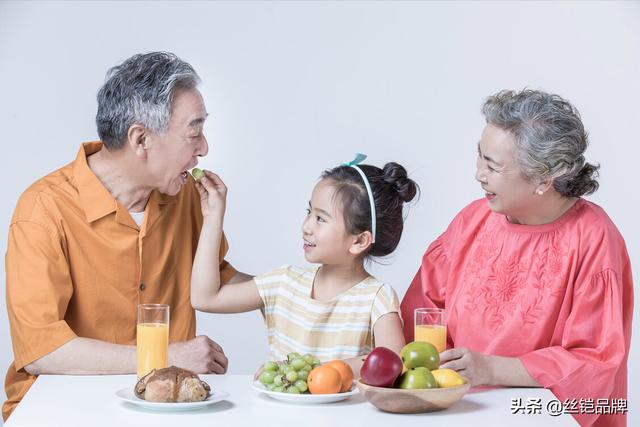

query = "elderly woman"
(401, 89), (633, 427)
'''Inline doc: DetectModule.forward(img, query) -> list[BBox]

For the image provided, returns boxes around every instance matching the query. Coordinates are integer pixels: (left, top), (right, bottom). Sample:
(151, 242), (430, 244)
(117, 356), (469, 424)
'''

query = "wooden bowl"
(356, 380), (470, 414)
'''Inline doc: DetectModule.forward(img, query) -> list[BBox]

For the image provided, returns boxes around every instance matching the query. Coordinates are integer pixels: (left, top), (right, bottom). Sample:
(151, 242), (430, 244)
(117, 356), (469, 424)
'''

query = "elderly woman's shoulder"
(573, 199), (626, 244)
(461, 198), (491, 213)
(455, 198), (493, 222)
(435, 199), (493, 239)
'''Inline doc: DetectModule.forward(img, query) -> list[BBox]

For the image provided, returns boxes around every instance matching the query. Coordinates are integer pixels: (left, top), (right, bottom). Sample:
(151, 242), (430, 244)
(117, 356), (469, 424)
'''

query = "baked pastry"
(135, 366), (211, 402)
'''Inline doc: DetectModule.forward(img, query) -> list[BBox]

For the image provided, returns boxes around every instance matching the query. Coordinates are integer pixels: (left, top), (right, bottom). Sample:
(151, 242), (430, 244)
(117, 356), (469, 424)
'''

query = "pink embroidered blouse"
(400, 198), (633, 427)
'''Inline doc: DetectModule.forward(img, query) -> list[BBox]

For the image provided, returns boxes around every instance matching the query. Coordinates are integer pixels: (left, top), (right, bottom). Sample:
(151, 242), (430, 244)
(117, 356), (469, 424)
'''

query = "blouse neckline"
(499, 198), (584, 233)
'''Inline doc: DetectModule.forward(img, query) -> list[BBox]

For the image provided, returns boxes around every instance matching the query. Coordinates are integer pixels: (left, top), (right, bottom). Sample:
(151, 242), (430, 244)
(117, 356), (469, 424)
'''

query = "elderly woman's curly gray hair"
(96, 52), (200, 150)
(482, 89), (599, 197)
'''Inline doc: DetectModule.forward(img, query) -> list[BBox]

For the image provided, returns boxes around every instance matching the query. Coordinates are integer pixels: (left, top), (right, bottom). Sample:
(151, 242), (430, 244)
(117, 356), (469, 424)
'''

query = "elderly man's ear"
(127, 124), (151, 157)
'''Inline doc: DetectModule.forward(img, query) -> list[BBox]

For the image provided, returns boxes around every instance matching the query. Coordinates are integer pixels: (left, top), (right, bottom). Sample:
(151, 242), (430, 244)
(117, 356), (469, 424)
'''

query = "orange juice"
(136, 322), (169, 378)
(414, 324), (447, 353)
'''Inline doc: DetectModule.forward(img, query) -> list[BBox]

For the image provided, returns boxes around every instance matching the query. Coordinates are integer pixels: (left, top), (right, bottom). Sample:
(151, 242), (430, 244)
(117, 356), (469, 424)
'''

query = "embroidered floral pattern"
(462, 219), (568, 331)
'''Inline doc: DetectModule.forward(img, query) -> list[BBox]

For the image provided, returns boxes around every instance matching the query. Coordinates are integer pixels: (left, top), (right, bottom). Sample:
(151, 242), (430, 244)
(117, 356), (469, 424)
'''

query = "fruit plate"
(252, 380), (358, 404)
(115, 387), (230, 411)
(356, 380), (470, 413)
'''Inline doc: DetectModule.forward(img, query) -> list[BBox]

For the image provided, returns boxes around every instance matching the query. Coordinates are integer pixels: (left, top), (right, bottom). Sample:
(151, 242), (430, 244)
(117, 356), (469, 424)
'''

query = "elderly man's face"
(146, 88), (209, 196)
(475, 124), (540, 224)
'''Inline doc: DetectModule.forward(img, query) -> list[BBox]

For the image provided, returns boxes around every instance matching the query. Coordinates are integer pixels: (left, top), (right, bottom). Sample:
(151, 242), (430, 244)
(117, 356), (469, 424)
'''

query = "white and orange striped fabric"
(254, 265), (400, 362)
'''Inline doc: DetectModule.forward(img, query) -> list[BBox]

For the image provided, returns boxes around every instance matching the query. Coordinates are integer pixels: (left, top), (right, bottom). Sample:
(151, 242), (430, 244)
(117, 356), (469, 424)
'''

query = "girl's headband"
(344, 153), (376, 243)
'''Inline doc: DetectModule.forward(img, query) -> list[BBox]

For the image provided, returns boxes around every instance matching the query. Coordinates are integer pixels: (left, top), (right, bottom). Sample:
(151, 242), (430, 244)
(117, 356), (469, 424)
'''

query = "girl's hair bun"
(382, 162), (418, 203)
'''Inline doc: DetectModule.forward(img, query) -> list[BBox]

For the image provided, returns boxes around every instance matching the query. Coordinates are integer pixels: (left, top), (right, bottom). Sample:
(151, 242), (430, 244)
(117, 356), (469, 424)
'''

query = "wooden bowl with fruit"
(356, 343), (470, 414)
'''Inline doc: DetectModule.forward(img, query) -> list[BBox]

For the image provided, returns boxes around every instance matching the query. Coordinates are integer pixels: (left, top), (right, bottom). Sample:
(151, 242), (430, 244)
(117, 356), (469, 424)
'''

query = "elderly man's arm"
(7, 216), (231, 377)
(24, 335), (229, 375)
(24, 338), (136, 375)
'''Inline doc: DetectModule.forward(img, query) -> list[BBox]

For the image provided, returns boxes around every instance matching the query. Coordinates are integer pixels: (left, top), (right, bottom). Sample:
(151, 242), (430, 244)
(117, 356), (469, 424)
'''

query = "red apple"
(360, 347), (403, 387)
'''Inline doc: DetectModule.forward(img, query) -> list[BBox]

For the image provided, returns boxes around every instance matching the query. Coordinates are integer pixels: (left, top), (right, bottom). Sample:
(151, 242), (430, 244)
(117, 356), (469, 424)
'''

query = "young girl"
(190, 155), (418, 374)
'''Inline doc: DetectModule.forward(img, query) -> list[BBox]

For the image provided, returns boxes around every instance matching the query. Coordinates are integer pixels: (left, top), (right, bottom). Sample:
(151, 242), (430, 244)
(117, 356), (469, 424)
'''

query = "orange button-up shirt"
(3, 142), (236, 420)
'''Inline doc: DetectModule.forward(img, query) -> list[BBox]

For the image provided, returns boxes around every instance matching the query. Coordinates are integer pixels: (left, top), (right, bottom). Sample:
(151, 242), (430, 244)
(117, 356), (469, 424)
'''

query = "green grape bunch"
(259, 352), (322, 394)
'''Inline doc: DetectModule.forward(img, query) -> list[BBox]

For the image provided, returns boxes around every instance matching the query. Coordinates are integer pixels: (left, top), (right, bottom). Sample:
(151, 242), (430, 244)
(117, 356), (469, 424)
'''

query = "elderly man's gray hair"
(96, 52), (200, 150)
(482, 89), (599, 198)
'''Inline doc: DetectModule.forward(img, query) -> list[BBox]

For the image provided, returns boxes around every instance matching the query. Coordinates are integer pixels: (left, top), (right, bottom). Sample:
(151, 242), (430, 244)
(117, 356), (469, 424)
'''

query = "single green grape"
(291, 358), (306, 370)
(312, 358), (321, 367)
(259, 370), (276, 385)
(263, 361), (279, 372)
(273, 386), (284, 393)
(273, 374), (284, 386)
(266, 383), (278, 391)
(285, 370), (298, 382)
(303, 354), (315, 365)
(287, 353), (302, 363)
(294, 379), (308, 392)
(281, 365), (294, 374)
(286, 385), (301, 394)
(191, 168), (205, 181)
(297, 370), (309, 381)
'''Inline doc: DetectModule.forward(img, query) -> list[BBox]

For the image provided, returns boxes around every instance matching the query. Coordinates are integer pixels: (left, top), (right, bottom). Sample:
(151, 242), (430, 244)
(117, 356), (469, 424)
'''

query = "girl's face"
(475, 124), (541, 223)
(301, 179), (359, 265)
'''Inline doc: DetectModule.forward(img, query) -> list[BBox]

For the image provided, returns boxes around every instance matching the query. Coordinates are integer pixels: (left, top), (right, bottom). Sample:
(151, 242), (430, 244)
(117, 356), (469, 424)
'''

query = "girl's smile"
(301, 180), (358, 265)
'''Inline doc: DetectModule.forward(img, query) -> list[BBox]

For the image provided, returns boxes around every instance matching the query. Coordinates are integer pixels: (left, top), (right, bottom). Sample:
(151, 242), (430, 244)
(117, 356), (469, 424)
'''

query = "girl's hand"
(438, 347), (494, 387)
(253, 365), (264, 381)
(195, 170), (227, 218)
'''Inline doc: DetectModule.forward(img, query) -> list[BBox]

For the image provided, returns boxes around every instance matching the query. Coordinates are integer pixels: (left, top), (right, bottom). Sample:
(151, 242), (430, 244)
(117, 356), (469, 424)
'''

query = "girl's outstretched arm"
(191, 171), (263, 313)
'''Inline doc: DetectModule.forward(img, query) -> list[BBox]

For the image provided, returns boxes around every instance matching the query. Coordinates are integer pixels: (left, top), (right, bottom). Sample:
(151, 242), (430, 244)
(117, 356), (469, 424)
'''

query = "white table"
(5, 374), (577, 426)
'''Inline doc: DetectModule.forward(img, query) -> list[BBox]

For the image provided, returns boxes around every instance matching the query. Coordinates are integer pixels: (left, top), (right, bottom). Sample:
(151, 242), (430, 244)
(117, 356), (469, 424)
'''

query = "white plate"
(252, 380), (358, 404)
(115, 387), (229, 411)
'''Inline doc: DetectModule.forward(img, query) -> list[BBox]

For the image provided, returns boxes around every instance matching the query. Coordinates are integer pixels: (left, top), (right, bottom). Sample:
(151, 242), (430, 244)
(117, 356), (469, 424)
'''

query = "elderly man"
(3, 52), (250, 420)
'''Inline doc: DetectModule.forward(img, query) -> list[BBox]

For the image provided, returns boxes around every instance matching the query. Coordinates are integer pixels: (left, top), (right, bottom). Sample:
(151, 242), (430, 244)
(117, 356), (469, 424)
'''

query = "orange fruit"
(326, 360), (354, 392)
(307, 365), (342, 394)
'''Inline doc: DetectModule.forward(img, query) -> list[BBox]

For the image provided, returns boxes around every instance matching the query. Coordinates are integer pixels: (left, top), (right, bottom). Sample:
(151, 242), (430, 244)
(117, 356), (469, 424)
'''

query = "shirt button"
(139, 283), (146, 291)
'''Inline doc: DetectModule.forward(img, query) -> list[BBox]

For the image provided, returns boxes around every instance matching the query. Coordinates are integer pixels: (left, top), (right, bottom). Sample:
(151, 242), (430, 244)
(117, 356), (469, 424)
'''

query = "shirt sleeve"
(400, 237), (451, 343)
(6, 220), (77, 370)
(370, 284), (401, 329)
(253, 265), (290, 310)
(519, 269), (628, 426)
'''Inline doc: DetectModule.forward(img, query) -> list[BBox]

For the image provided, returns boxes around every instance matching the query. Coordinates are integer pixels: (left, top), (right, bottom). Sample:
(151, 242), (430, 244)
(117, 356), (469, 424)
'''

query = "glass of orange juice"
(137, 304), (169, 378)
(414, 308), (446, 353)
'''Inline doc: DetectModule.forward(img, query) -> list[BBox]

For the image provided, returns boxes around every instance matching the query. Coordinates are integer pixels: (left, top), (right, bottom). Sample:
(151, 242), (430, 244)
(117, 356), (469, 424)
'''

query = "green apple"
(396, 367), (438, 389)
(400, 341), (440, 370)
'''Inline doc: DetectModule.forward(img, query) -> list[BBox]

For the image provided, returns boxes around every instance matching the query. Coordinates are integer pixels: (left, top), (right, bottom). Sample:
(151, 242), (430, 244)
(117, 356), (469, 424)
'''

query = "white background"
(0, 1), (638, 424)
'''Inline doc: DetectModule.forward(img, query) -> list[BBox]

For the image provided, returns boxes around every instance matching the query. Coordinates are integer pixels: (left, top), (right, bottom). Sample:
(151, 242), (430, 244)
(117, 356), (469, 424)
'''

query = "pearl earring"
(537, 190), (544, 196)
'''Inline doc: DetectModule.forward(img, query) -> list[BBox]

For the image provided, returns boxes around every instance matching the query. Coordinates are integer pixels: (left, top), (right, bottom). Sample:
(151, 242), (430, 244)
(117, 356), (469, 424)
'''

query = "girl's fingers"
(195, 181), (209, 198)
(253, 366), (264, 381)
(203, 170), (222, 184)
(198, 175), (212, 189)
(198, 170), (226, 194)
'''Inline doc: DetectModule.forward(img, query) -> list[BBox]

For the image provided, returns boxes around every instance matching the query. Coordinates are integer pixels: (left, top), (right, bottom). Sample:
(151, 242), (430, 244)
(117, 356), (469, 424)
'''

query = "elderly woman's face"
(475, 124), (540, 223)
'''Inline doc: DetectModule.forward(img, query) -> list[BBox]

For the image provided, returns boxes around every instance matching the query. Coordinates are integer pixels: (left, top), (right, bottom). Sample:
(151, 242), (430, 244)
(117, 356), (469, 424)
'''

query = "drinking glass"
(136, 304), (169, 378)
(414, 308), (446, 353)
